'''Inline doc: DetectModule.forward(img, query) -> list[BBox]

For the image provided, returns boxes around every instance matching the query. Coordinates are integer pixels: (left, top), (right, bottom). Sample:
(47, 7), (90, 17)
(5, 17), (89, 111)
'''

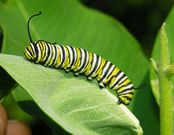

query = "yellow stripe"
(24, 51), (31, 60)
(119, 93), (133, 104)
(39, 42), (44, 59)
(28, 46), (33, 55)
(73, 47), (81, 70)
(104, 67), (120, 85)
(48, 45), (55, 66)
(40, 41), (46, 61)
(95, 58), (106, 79)
(117, 79), (131, 91)
(84, 52), (93, 74)
(55, 46), (61, 67)
(62, 46), (70, 68)
(38, 41), (44, 61)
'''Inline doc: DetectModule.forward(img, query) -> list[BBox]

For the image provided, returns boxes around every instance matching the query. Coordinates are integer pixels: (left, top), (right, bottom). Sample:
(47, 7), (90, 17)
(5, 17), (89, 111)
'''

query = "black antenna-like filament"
(27, 11), (41, 43)
(134, 83), (145, 90)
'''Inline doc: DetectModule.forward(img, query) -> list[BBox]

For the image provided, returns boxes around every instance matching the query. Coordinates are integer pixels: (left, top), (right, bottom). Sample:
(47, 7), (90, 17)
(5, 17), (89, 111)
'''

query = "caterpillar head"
(24, 42), (37, 62)
(118, 95), (132, 105)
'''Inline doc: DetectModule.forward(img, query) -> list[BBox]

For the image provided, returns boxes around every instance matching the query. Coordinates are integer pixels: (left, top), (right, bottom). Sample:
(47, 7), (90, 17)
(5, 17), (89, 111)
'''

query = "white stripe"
(36, 43), (41, 63)
(48, 45), (55, 66)
(90, 56), (102, 78)
(43, 43), (48, 62)
(61, 46), (67, 69)
(30, 43), (36, 57)
(55, 45), (63, 67)
(99, 61), (111, 80)
(118, 84), (134, 95)
(45, 44), (53, 65)
(79, 50), (88, 73)
(86, 53), (96, 76)
(86, 53), (97, 75)
(25, 49), (32, 59)
(102, 64), (115, 82)
(76, 48), (85, 71)
(117, 76), (128, 86)
(110, 72), (124, 88)
(123, 83), (134, 90)
(52, 45), (58, 66)
(71, 46), (77, 70)
(66, 46), (73, 68)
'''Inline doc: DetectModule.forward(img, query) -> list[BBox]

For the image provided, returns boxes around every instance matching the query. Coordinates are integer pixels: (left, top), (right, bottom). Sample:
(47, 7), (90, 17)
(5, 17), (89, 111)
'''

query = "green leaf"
(0, 0), (156, 134)
(0, 54), (143, 135)
(150, 6), (174, 105)
(150, 6), (174, 134)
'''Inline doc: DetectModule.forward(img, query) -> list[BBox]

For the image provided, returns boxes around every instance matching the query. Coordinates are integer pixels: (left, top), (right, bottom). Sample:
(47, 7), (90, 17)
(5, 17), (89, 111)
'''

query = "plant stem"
(159, 23), (173, 135)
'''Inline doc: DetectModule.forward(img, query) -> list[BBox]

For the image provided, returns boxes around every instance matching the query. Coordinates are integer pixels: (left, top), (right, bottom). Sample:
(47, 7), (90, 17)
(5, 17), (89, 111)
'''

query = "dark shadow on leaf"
(0, 67), (16, 99)
(17, 100), (70, 135)
(0, 27), (3, 52)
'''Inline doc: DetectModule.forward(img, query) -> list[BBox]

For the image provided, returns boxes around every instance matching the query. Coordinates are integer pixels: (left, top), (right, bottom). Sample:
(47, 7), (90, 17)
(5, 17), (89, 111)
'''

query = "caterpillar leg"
(98, 82), (105, 89)
(87, 76), (93, 81)
(73, 72), (79, 76)
(117, 98), (123, 105)
(65, 69), (70, 72)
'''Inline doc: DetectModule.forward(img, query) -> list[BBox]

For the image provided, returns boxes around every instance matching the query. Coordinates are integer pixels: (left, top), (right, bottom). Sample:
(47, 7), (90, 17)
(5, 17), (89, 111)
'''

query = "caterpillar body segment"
(24, 40), (135, 105)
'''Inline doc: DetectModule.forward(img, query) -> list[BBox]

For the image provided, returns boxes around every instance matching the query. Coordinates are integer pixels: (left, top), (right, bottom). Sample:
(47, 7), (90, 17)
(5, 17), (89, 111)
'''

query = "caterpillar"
(24, 11), (137, 105)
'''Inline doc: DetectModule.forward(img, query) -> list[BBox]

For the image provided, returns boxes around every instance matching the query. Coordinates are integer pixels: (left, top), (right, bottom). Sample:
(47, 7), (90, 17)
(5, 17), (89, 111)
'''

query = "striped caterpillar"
(24, 11), (138, 105)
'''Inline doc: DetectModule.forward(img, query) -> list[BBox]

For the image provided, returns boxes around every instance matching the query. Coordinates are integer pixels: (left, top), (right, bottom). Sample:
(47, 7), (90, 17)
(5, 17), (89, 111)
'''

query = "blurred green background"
(81, 0), (174, 56)
(1, 0), (173, 57)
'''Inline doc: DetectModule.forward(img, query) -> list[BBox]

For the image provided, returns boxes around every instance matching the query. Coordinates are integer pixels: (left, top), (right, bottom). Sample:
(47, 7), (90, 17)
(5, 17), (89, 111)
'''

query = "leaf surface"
(0, 54), (142, 135)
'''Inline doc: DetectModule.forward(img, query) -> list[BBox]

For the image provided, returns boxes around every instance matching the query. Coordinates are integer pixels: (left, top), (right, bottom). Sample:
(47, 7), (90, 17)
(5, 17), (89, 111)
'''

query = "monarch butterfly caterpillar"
(24, 11), (139, 105)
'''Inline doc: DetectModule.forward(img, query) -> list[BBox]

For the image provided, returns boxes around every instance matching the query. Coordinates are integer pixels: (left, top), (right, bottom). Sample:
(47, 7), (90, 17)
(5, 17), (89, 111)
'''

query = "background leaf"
(150, 6), (174, 134)
(0, 0), (159, 134)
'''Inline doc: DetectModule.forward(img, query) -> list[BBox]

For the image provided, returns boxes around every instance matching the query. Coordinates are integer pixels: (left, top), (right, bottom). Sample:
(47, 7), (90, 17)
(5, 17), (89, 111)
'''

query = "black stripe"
(75, 49), (87, 73)
(110, 70), (122, 89)
(38, 42), (45, 65)
(30, 44), (35, 55)
(123, 96), (132, 101)
(84, 52), (94, 74)
(65, 46), (71, 68)
(121, 96), (132, 103)
(59, 45), (65, 68)
(117, 81), (132, 91)
(87, 54), (99, 77)
(118, 96), (131, 105)
(117, 84), (134, 93)
(98, 62), (113, 83)
(117, 91), (134, 96)
(115, 73), (126, 86)
(43, 43), (51, 65)
(96, 60), (108, 80)
(68, 46), (76, 69)
(50, 44), (57, 66)
(117, 76), (128, 86)
(104, 65), (116, 86)
(72, 47), (81, 72)
(77, 47), (82, 69)
(26, 48), (32, 57)
(33, 43), (39, 61)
